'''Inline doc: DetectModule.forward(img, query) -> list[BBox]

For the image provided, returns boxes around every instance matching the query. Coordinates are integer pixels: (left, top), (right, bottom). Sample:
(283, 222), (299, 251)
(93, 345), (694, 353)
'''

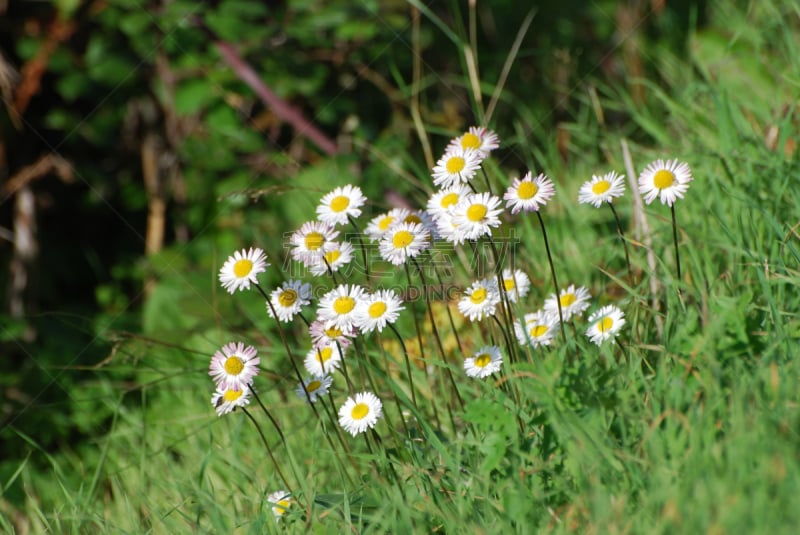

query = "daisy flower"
(585, 305), (625, 345)
(316, 184), (367, 226)
(543, 284), (591, 322)
(378, 222), (430, 265)
(309, 318), (355, 350)
(504, 171), (556, 214)
(458, 278), (501, 322)
(295, 375), (333, 403)
(338, 391), (383, 436)
(211, 385), (251, 416)
(317, 284), (367, 332)
(451, 192), (503, 242)
(401, 210), (439, 241)
(431, 147), (483, 188)
(464, 345), (503, 378)
(435, 211), (462, 245)
(218, 247), (269, 294)
(427, 185), (471, 222)
(267, 490), (292, 520)
(500, 268), (531, 303)
(304, 342), (344, 377)
(365, 208), (410, 243)
(637, 159), (693, 206)
(354, 289), (404, 334)
(514, 311), (558, 348)
(307, 241), (354, 276)
(209, 342), (260, 390)
(447, 126), (500, 156)
(578, 171), (626, 207)
(289, 221), (339, 265)
(267, 279), (311, 323)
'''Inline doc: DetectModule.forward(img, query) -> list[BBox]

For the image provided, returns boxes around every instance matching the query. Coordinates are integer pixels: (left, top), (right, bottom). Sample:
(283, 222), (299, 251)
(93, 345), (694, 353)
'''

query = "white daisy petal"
(585, 305), (625, 345)
(289, 221), (339, 265)
(306, 241), (354, 276)
(578, 171), (626, 208)
(504, 171), (555, 214)
(211, 385), (252, 416)
(464, 345), (503, 378)
(218, 247), (269, 294)
(208, 341), (260, 390)
(316, 184), (367, 226)
(304, 342), (344, 377)
(267, 279), (312, 323)
(451, 192), (503, 242)
(296, 375), (333, 403)
(267, 490), (292, 520)
(543, 284), (592, 322)
(514, 311), (558, 348)
(354, 289), (404, 334)
(317, 284), (367, 332)
(500, 268), (531, 304)
(379, 222), (430, 265)
(431, 147), (483, 188)
(338, 391), (383, 436)
(637, 159), (693, 206)
(458, 278), (501, 322)
(447, 126), (500, 156)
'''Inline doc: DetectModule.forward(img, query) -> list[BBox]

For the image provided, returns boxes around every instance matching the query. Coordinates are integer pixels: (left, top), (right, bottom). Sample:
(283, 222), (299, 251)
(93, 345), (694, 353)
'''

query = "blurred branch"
(1, 154), (73, 200)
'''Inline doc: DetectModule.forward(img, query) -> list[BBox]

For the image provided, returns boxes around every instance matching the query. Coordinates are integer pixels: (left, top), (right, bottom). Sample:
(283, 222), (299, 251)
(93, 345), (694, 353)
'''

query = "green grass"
(3, 1), (800, 533)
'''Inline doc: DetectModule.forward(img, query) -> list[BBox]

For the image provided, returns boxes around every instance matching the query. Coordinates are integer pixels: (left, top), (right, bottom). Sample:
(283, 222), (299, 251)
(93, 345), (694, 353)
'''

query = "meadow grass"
(3, 1), (800, 533)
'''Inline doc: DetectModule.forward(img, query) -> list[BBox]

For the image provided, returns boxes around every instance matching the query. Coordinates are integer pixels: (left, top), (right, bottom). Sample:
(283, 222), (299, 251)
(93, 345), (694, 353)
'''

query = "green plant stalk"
(241, 406), (292, 492)
(535, 211), (568, 345)
(608, 202), (633, 281)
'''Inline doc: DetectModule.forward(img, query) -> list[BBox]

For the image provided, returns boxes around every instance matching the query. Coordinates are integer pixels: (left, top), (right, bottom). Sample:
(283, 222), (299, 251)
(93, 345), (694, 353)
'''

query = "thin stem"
(432, 262), (465, 356)
(481, 167), (495, 196)
(348, 214), (371, 286)
(389, 322), (418, 408)
(242, 406), (291, 492)
(487, 237), (518, 363)
(671, 204), (683, 297)
(608, 202), (633, 281)
(535, 211), (568, 345)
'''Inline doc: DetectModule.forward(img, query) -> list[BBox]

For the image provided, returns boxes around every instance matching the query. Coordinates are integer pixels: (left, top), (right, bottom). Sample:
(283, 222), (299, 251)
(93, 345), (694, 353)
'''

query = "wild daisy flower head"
(211, 385), (251, 416)
(578, 171), (626, 207)
(316, 184), (367, 226)
(304, 342), (344, 377)
(586, 305), (626, 345)
(432, 147), (483, 188)
(309, 318), (355, 350)
(501, 268), (531, 303)
(267, 279), (311, 323)
(338, 391), (383, 436)
(365, 208), (410, 243)
(267, 490), (292, 520)
(354, 289), (405, 334)
(209, 342), (260, 390)
(504, 171), (556, 214)
(289, 221), (339, 265)
(451, 192), (503, 242)
(218, 247), (268, 294)
(638, 159), (693, 206)
(514, 311), (558, 348)
(447, 126), (500, 156)
(317, 284), (367, 332)
(296, 375), (333, 403)
(464, 345), (503, 379)
(458, 278), (501, 322)
(379, 222), (430, 265)
(543, 284), (592, 322)
(427, 185), (471, 222)
(307, 240), (354, 276)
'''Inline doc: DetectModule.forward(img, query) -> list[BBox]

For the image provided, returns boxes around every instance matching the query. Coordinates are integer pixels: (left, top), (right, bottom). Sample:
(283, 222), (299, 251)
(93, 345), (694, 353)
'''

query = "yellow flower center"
(460, 132), (481, 149)
(445, 156), (466, 174)
(441, 192), (459, 208)
(474, 353), (491, 368)
(275, 499), (290, 515)
(278, 289), (297, 307)
(224, 356), (244, 375)
(307, 380), (322, 392)
(598, 317), (614, 332)
(377, 215), (394, 231)
(392, 230), (413, 249)
(316, 347), (334, 363)
(466, 203), (488, 222)
(530, 325), (548, 338)
(517, 181), (538, 200)
(305, 231), (324, 250)
(324, 326), (342, 338)
(559, 294), (576, 307)
(222, 389), (243, 402)
(591, 180), (611, 195)
(351, 403), (369, 420)
(503, 278), (515, 291)
(653, 169), (675, 189)
(329, 195), (350, 213)
(233, 259), (253, 278)
(324, 249), (341, 264)
(405, 214), (422, 225)
(333, 296), (355, 315)
(470, 288), (487, 304)
(368, 302), (387, 318)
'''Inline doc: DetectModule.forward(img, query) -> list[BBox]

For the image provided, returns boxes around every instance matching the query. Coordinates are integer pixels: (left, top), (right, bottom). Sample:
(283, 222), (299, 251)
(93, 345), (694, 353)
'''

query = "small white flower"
(427, 185), (471, 222)
(543, 284), (592, 322)
(354, 289), (404, 334)
(316, 184), (367, 226)
(500, 268), (531, 303)
(447, 126), (500, 156)
(365, 208), (410, 243)
(514, 311), (558, 348)
(309, 318), (355, 350)
(451, 192), (503, 242)
(218, 247), (269, 294)
(504, 171), (555, 214)
(458, 278), (501, 322)
(378, 222), (430, 265)
(338, 391), (383, 436)
(464, 345), (503, 378)
(306, 241), (354, 276)
(296, 375), (333, 403)
(208, 342), (260, 390)
(585, 305), (625, 345)
(211, 385), (251, 416)
(578, 171), (626, 207)
(304, 342), (344, 377)
(431, 147), (483, 188)
(267, 279), (311, 323)
(637, 159), (693, 206)
(267, 490), (292, 520)
(289, 221), (339, 265)
(317, 284), (367, 332)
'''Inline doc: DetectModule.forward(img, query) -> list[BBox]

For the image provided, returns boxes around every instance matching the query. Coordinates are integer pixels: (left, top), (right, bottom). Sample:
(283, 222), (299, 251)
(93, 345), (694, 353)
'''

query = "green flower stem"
(608, 202), (633, 281)
(242, 406), (292, 492)
(535, 211), (568, 345)
(388, 322), (418, 409)
(671, 204), (683, 298)
(348, 214), (371, 287)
